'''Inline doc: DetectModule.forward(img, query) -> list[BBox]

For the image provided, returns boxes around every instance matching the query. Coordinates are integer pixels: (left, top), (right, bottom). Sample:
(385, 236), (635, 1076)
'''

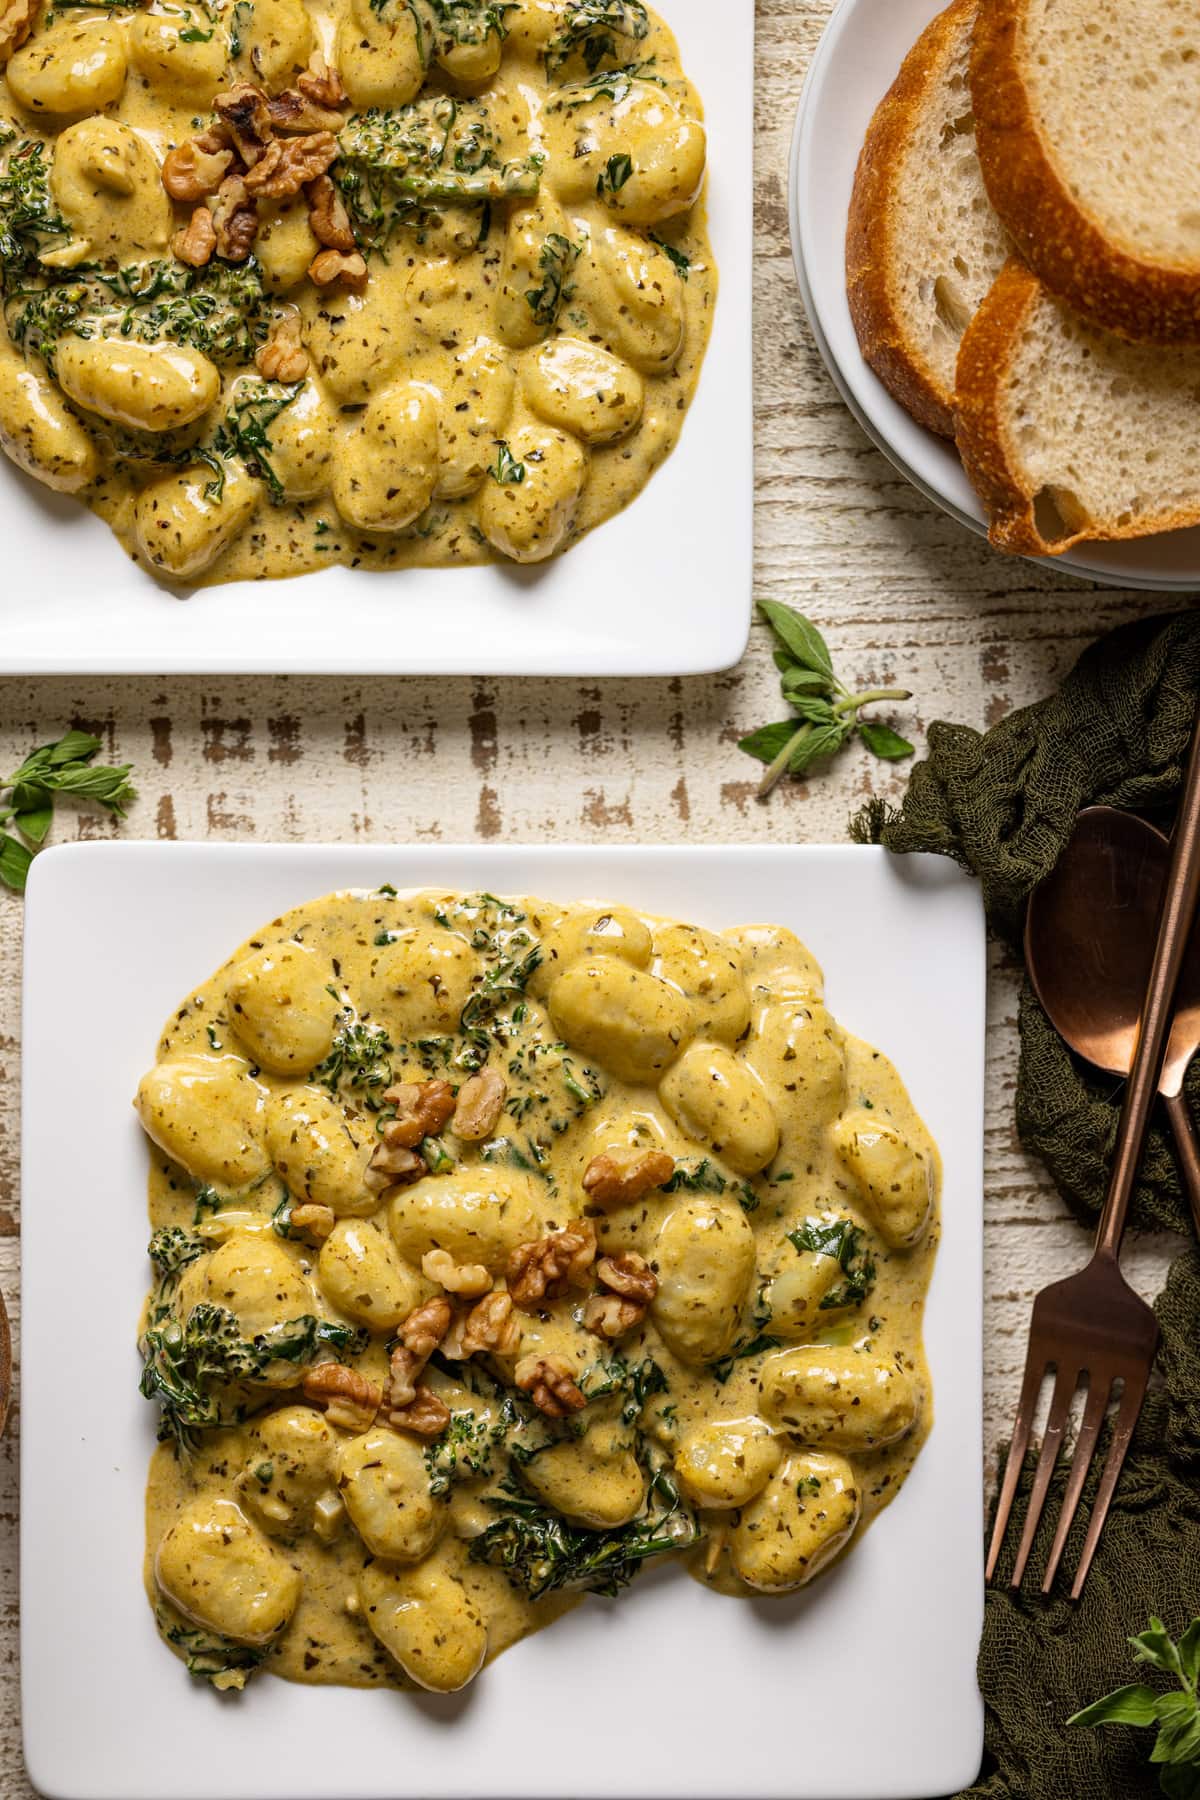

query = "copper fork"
(987, 705), (1200, 1600)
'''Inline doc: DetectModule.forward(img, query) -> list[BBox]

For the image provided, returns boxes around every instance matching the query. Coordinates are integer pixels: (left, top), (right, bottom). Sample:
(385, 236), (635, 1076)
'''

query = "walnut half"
(0, 0), (40, 66)
(422, 1248), (493, 1298)
(515, 1355), (587, 1419)
(506, 1222), (596, 1313)
(451, 1069), (507, 1142)
(171, 206), (216, 269)
(582, 1149), (675, 1211)
(387, 1384), (451, 1439)
(255, 310), (309, 383)
(387, 1298), (453, 1411)
(302, 1363), (381, 1433)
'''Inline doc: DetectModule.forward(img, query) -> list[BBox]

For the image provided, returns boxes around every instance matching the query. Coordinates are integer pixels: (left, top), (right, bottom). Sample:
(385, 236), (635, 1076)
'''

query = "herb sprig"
(739, 603), (915, 798)
(0, 730), (136, 892)
(1069, 1616), (1200, 1795)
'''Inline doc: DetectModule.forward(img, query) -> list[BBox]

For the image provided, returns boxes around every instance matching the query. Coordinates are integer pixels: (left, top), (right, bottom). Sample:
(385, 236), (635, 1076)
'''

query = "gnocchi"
(0, 0), (712, 585)
(138, 886), (938, 1699)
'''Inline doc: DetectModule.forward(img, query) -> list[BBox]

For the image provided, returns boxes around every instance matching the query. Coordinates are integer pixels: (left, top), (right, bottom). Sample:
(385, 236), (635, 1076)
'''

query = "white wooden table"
(0, 3), (1184, 1787)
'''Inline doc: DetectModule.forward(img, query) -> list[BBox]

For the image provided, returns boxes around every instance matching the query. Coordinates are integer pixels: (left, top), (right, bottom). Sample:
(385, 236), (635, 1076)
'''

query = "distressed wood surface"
(0, 2), (1190, 1790)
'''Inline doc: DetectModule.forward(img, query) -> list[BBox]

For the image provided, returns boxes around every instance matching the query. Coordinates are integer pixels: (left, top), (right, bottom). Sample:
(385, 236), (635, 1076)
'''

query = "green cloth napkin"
(855, 610), (1200, 1799)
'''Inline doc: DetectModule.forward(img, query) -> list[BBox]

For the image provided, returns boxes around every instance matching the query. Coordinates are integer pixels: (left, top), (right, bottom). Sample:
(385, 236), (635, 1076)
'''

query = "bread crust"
(972, 0), (1200, 345)
(955, 258), (1200, 554)
(846, 0), (978, 438)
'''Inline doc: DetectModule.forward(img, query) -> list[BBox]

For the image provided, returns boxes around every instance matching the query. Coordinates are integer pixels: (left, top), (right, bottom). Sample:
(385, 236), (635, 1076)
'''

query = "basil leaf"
(738, 722), (799, 765)
(787, 695), (838, 726)
(757, 601), (834, 680)
(1152, 1707), (1200, 1766)
(1134, 1619), (1185, 1680)
(788, 722), (846, 774)
(14, 804), (53, 844)
(1068, 1685), (1162, 1730)
(781, 668), (834, 702)
(1178, 1620), (1200, 1686)
(859, 720), (916, 761)
(42, 729), (101, 768)
(0, 833), (33, 892)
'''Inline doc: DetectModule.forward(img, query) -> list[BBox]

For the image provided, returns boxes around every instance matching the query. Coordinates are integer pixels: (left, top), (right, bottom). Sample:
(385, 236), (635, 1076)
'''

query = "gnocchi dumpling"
(128, 9), (227, 102)
(57, 337), (218, 434)
(573, 224), (686, 373)
(364, 927), (480, 1036)
(659, 1043), (779, 1176)
(318, 1218), (428, 1330)
(548, 80), (707, 226)
(333, 382), (440, 533)
(832, 1109), (936, 1249)
(389, 1167), (548, 1271)
(653, 923), (751, 1045)
(651, 1196), (755, 1365)
(134, 463), (258, 580)
(251, 375), (336, 501)
(238, 1405), (339, 1536)
(475, 418), (588, 564)
(729, 1452), (860, 1593)
(307, 282), (408, 406)
(674, 1417), (781, 1510)
(496, 196), (576, 348)
(265, 1086), (375, 1216)
(252, 201), (323, 294)
(337, 1428), (445, 1562)
(523, 337), (644, 446)
(758, 1347), (919, 1452)
(204, 1231), (317, 1349)
(135, 1053), (270, 1187)
(336, 0), (425, 110)
(6, 18), (127, 116)
(50, 117), (171, 266)
(155, 1498), (302, 1644)
(230, 0), (313, 90)
(519, 1423), (646, 1528)
(436, 337), (516, 499)
(0, 356), (97, 492)
(548, 955), (694, 1084)
(358, 1556), (487, 1693)
(529, 904), (652, 997)
(225, 942), (337, 1074)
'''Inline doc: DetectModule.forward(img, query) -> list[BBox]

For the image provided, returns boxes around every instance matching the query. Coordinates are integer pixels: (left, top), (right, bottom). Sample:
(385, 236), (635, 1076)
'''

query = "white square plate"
(790, 0), (1200, 591)
(0, 0), (753, 675)
(21, 842), (984, 1800)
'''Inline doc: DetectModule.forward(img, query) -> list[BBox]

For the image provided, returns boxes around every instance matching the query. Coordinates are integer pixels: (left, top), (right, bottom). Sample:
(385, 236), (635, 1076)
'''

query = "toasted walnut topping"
(289, 1201), (336, 1241)
(443, 1290), (520, 1360)
(308, 248), (368, 291)
(422, 1248), (493, 1299)
(298, 56), (347, 109)
(381, 1079), (456, 1149)
(214, 81), (274, 165)
(583, 1293), (645, 1341)
(302, 1363), (381, 1432)
(211, 173), (257, 261)
(171, 206), (216, 269)
(597, 1250), (658, 1304)
(506, 1221), (596, 1312)
(387, 1297), (453, 1409)
(582, 1149), (675, 1211)
(162, 138), (233, 203)
(267, 88), (345, 134)
(452, 1069), (507, 1142)
(255, 310), (308, 382)
(243, 131), (338, 199)
(194, 122), (233, 156)
(364, 1139), (425, 1193)
(387, 1383), (451, 1439)
(515, 1355), (587, 1419)
(306, 172), (356, 251)
(0, 0), (39, 65)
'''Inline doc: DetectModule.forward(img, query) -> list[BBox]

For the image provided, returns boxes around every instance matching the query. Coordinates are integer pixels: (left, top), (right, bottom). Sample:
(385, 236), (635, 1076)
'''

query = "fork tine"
(985, 1349), (1046, 1582)
(1010, 1363), (1079, 1588)
(1069, 1370), (1149, 1601)
(1040, 1372), (1112, 1595)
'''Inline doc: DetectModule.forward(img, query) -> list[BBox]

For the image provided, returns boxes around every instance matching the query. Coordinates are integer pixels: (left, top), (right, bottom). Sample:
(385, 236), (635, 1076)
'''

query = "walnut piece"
(382, 1079), (456, 1149)
(442, 1289), (520, 1360)
(255, 310), (309, 382)
(387, 1383), (451, 1439)
(306, 172), (356, 251)
(422, 1248), (493, 1298)
(211, 173), (258, 261)
(243, 131), (338, 199)
(597, 1250), (658, 1304)
(452, 1069), (507, 1142)
(171, 206), (216, 269)
(506, 1221), (596, 1312)
(583, 1293), (645, 1341)
(387, 1297), (453, 1409)
(0, 0), (40, 66)
(582, 1149), (675, 1211)
(365, 1140), (425, 1193)
(308, 248), (368, 291)
(298, 56), (347, 109)
(302, 1363), (381, 1433)
(289, 1201), (335, 1241)
(515, 1355), (587, 1420)
(162, 138), (234, 203)
(214, 81), (274, 166)
(268, 88), (345, 134)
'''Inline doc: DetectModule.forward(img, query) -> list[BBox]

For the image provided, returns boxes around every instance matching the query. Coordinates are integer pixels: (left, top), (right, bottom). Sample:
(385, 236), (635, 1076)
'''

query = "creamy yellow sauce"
(135, 887), (939, 1696)
(0, 0), (714, 586)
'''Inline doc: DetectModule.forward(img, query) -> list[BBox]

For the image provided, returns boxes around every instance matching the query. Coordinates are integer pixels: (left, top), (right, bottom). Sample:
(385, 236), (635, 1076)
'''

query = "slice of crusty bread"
(846, 0), (1010, 437)
(972, 0), (1200, 344)
(955, 258), (1200, 555)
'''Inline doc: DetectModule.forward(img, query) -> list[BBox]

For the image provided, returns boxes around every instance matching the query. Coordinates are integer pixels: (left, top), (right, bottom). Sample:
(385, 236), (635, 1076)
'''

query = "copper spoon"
(1026, 805), (1200, 1237)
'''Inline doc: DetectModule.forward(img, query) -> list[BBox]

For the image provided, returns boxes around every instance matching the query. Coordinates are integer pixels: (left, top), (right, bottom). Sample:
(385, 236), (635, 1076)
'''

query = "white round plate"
(789, 0), (1200, 592)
